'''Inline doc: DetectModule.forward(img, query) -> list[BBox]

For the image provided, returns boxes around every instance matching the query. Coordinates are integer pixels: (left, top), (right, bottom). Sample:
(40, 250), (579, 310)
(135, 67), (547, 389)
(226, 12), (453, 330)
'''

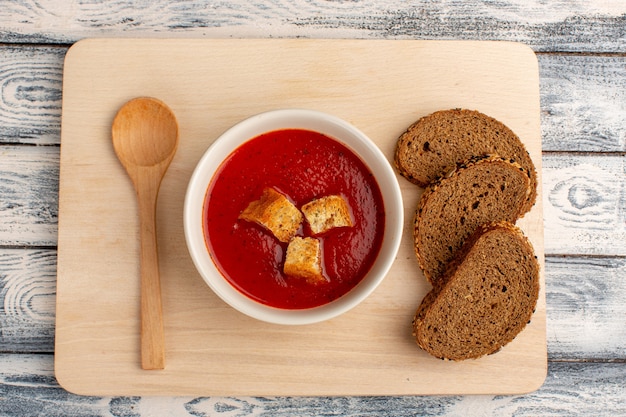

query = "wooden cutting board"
(56, 39), (546, 396)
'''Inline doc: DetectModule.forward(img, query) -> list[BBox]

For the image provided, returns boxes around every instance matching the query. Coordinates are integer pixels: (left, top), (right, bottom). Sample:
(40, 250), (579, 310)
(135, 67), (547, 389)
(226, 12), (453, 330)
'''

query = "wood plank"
(3, 250), (624, 360)
(0, 145), (58, 247)
(539, 54), (626, 152)
(1, 47), (625, 154)
(0, 354), (106, 416)
(0, 46), (64, 145)
(542, 153), (626, 256)
(546, 256), (626, 360)
(0, 145), (623, 256)
(0, 249), (56, 353)
(1, 1), (625, 52)
(0, 354), (625, 416)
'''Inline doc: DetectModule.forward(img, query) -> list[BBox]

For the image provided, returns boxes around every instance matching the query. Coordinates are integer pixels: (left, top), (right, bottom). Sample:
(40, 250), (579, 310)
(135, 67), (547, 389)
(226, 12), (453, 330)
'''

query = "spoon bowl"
(111, 97), (179, 370)
(112, 98), (179, 172)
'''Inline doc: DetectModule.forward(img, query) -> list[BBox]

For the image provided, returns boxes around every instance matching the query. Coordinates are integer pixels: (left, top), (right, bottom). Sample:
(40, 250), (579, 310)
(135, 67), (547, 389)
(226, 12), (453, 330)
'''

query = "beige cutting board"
(56, 39), (546, 396)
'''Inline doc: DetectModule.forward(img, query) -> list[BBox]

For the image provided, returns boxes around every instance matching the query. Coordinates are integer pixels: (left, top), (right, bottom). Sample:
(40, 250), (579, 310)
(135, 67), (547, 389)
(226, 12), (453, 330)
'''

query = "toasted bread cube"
(301, 195), (353, 235)
(283, 237), (325, 284)
(239, 188), (303, 242)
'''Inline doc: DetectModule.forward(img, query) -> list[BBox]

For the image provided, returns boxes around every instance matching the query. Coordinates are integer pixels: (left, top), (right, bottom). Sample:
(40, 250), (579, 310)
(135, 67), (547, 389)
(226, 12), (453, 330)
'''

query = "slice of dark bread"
(412, 221), (540, 361)
(414, 155), (531, 285)
(394, 108), (537, 214)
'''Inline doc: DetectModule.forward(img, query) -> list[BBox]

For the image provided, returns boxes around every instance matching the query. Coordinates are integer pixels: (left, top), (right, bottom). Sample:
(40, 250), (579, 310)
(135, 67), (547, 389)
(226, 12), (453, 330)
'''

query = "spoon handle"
(137, 175), (166, 370)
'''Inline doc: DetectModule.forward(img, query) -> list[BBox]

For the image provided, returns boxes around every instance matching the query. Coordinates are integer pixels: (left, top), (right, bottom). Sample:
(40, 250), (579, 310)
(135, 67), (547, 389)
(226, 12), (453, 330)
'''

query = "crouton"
(283, 237), (326, 284)
(239, 188), (303, 242)
(301, 195), (353, 235)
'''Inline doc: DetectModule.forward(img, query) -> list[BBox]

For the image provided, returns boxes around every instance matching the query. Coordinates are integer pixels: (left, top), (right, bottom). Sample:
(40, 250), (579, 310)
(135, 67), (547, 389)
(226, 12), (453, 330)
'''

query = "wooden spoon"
(111, 97), (179, 370)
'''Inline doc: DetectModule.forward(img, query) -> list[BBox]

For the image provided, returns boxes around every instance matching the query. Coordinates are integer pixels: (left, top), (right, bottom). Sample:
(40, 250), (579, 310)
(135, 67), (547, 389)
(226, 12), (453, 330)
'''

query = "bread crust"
(412, 221), (540, 361)
(413, 155), (531, 285)
(394, 108), (537, 214)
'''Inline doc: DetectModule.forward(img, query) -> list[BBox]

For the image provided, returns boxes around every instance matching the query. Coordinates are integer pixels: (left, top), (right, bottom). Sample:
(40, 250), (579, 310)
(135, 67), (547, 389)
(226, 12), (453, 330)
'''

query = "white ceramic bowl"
(184, 109), (403, 325)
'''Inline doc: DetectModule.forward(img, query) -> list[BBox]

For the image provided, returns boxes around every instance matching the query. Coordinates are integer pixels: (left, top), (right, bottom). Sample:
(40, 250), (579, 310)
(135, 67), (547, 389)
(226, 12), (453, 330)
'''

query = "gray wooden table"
(1, 1), (624, 416)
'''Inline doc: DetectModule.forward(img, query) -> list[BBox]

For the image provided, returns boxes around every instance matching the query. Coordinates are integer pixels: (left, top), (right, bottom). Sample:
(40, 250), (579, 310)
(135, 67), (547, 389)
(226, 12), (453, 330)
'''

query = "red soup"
(204, 128), (385, 309)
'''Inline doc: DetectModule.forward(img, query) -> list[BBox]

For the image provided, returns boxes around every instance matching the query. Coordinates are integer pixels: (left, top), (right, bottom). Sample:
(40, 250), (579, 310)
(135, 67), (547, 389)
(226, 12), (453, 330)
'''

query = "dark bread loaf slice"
(394, 109), (537, 215)
(414, 155), (531, 285)
(413, 221), (540, 361)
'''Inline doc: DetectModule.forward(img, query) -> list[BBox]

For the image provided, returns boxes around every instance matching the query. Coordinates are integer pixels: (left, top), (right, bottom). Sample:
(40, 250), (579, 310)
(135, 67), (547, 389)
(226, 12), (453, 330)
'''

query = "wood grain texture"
(0, 1), (625, 52)
(0, 46), (64, 145)
(0, 249), (56, 353)
(539, 54), (626, 152)
(542, 154), (626, 256)
(1, 354), (625, 416)
(546, 256), (626, 361)
(0, 145), (58, 247)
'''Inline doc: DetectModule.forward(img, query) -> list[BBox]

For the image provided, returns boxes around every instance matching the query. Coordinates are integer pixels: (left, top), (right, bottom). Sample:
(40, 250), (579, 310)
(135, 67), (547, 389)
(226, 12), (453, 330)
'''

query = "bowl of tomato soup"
(184, 109), (403, 325)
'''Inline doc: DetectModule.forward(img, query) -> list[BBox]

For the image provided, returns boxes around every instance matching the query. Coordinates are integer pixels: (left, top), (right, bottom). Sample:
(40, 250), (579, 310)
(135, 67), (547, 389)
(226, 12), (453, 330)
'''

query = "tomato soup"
(203, 129), (385, 309)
